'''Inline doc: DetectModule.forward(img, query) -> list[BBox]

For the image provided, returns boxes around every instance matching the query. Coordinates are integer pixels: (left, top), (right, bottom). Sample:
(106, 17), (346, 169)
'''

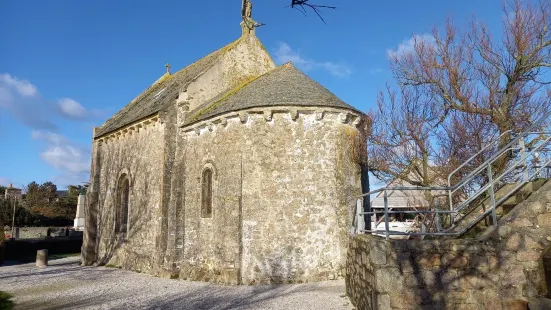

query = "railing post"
(519, 136), (528, 182)
(448, 189), (454, 226)
(435, 198), (442, 232)
(356, 198), (364, 234)
(487, 165), (498, 226)
(383, 189), (390, 240)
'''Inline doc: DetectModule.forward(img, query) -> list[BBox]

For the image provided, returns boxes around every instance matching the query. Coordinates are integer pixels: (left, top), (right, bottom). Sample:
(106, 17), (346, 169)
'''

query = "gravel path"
(0, 257), (355, 310)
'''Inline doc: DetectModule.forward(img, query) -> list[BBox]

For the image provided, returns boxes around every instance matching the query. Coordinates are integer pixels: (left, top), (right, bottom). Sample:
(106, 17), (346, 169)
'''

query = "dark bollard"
(36, 249), (48, 268)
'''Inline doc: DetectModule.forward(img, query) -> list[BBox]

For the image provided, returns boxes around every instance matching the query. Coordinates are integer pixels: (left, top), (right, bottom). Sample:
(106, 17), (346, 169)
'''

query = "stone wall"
(346, 180), (551, 310)
(180, 35), (275, 114)
(7, 227), (72, 239)
(81, 32), (364, 285)
(171, 107), (362, 284)
(92, 116), (166, 273)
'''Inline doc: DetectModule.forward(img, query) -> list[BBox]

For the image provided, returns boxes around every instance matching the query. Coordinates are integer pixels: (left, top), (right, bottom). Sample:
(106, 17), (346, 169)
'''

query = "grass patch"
(0, 291), (14, 310)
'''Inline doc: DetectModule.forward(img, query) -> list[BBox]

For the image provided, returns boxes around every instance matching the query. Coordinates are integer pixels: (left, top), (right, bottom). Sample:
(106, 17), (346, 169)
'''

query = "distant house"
(371, 178), (430, 211)
(369, 168), (446, 237)
(368, 178), (428, 237)
(56, 190), (68, 198)
(54, 190), (68, 202)
(4, 183), (22, 200)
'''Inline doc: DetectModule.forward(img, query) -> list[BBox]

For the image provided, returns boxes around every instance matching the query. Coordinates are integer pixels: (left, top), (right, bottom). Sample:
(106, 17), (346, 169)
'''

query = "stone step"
(448, 178), (548, 238)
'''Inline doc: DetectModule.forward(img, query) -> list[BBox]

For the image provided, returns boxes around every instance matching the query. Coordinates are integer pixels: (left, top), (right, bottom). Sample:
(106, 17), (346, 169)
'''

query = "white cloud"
(274, 42), (352, 78)
(41, 145), (90, 174)
(369, 68), (385, 75)
(32, 130), (91, 187)
(387, 34), (435, 59)
(0, 73), (56, 129)
(0, 72), (98, 129)
(58, 98), (87, 119)
(0, 73), (97, 188)
(0, 177), (9, 186)
(0, 73), (37, 97)
(31, 131), (67, 146)
(0, 86), (14, 108)
(274, 42), (306, 65)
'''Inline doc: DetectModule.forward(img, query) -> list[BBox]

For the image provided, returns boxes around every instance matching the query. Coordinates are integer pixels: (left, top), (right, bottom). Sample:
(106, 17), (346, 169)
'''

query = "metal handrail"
(356, 156), (551, 237)
(448, 123), (551, 196)
(443, 135), (551, 232)
(449, 130), (551, 212)
(447, 130), (512, 187)
(353, 109), (551, 239)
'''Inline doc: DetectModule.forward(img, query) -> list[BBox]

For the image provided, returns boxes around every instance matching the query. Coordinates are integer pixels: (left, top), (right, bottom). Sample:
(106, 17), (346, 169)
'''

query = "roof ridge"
(126, 37), (243, 110)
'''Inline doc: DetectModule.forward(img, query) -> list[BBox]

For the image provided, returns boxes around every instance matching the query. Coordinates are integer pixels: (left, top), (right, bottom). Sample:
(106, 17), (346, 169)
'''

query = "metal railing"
(353, 110), (551, 239)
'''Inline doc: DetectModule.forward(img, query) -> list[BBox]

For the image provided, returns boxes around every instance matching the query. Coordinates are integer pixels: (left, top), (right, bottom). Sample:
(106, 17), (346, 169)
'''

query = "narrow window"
(116, 175), (130, 233)
(201, 168), (213, 218)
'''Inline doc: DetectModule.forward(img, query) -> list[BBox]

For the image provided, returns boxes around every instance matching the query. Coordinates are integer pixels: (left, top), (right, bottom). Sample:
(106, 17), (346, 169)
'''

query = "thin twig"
(287, 0), (337, 24)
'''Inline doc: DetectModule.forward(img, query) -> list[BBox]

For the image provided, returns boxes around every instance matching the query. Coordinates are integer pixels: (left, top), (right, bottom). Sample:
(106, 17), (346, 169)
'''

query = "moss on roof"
(186, 74), (263, 124)
(183, 62), (361, 127)
(94, 37), (243, 138)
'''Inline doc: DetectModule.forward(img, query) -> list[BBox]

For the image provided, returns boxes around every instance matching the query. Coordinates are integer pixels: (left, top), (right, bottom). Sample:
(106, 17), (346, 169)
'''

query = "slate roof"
(94, 38), (242, 138)
(371, 194), (430, 209)
(370, 168), (446, 209)
(184, 63), (361, 126)
(56, 190), (68, 198)
(371, 177), (431, 209)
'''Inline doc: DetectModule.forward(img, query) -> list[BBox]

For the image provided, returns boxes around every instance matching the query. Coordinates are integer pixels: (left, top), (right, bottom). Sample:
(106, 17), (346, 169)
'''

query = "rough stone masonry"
(346, 180), (551, 310)
(81, 3), (367, 286)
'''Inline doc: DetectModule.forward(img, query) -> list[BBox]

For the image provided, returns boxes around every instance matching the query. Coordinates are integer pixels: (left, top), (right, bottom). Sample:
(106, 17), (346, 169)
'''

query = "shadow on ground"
(1, 258), (351, 310)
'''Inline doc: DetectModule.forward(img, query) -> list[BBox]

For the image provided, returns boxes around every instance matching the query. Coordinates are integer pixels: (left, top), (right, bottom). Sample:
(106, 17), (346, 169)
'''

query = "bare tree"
(369, 84), (460, 232)
(371, 0), (551, 189)
(390, 0), (550, 146)
(369, 85), (442, 188)
(288, 0), (336, 24)
(436, 112), (495, 179)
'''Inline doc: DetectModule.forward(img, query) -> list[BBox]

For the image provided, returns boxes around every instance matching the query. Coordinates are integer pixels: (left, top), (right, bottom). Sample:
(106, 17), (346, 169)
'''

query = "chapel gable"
(94, 27), (275, 139)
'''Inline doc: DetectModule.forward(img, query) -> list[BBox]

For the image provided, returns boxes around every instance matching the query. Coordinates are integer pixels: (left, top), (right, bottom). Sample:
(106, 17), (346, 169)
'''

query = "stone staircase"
(449, 178), (549, 238)
(346, 179), (551, 309)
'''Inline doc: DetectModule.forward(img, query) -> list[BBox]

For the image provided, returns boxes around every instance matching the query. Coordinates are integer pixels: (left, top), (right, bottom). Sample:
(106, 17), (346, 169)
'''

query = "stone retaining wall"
(4, 227), (72, 239)
(346, 181), (551, 309)
(347, 236), (501, 309)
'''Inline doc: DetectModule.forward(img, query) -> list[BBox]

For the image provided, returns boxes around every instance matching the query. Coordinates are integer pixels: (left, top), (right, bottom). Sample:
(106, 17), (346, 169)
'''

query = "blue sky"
(0, 0), (513, 189)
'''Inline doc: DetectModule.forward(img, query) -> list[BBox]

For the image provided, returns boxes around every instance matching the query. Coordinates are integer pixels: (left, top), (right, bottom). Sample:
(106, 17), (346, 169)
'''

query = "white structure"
(369, 178), (432, 238)
(74, 194), (85, 231)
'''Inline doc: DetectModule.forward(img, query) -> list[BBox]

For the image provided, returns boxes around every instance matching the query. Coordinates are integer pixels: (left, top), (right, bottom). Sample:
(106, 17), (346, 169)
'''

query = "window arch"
(201, 168), (213, 218)
(116, 174), (130, 233)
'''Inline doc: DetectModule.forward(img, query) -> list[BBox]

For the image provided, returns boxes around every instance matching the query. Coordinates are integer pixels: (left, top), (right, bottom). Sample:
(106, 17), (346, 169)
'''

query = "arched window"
(116, 174), (130, 233)
(201, 168), (213, 218)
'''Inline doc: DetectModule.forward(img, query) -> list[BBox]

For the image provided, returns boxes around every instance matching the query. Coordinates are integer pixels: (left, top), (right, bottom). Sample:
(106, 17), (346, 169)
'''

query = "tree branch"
(289, 0), (336, 24)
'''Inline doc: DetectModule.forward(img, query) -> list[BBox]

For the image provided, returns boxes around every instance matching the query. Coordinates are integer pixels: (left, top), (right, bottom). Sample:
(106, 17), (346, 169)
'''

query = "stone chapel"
(82, 2), (366, 285)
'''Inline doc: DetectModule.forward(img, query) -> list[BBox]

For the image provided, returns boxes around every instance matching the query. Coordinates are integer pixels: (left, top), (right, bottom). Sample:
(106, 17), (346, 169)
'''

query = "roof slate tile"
(184, 63), (361, 126)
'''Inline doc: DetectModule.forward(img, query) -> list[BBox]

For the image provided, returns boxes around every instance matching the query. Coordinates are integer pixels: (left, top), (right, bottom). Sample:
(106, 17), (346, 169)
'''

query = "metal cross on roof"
(165, 63), (171, 74)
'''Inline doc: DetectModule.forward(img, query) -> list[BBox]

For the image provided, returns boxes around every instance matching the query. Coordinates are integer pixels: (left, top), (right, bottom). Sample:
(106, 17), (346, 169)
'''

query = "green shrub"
(0, 291), (14, 310)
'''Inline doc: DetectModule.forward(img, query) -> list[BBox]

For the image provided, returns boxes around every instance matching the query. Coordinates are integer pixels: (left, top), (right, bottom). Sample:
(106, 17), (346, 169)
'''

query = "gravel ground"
(0, 257), (355, 310)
